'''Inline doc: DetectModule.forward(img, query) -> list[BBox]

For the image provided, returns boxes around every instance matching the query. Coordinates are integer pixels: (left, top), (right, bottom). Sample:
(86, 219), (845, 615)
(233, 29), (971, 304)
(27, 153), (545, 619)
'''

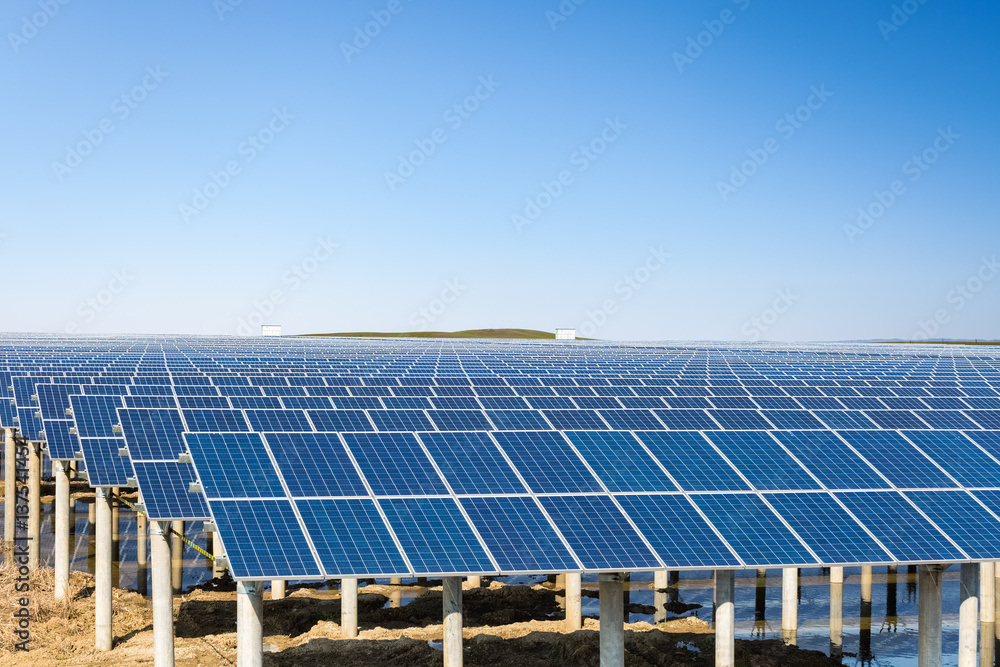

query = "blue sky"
(1, 0), (997, 340)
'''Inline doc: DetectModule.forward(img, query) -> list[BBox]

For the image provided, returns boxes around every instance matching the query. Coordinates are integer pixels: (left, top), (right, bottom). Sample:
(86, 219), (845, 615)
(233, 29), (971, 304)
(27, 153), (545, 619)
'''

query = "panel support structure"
(95, 487), (113, 651)
(781, 567), (797, 645)
(654, 570), (668, 624)
(960, 563), (979, 667)
(341, 578), (358, 638)
(171, 520), (184, 593)
(443, 576), (463, 667)
(150, 520), (174, 667)
(27, 442), (41, 570)
(716, 569), (735, 667)
(829, 566), (843, 658)
(237, 580), (263, 667)
(566, 572), (582, 631)
(919, 564), (945, 667)
(54, 460), (70, 600)
(271, 580), (285, 600)
(599, 572), (625, 667)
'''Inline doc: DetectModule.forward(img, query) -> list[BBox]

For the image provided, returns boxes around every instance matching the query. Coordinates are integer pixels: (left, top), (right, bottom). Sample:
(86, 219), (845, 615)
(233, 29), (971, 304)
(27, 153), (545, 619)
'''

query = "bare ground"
(0, 563), (843, 666)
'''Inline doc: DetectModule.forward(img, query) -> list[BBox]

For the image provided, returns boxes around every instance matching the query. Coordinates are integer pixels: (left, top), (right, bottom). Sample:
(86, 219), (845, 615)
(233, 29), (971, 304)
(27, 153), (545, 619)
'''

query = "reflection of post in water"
(389, 577), (402, 608)
(860, 570), (874, 666)
(883, 565), (898, 632)
(753, 569), (768, 637)
(907, 564), (918, 601)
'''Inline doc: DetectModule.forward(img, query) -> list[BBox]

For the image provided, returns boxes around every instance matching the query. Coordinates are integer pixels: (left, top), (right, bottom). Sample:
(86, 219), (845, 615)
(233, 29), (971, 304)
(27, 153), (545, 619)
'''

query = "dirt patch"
(0, 566), (844, 667)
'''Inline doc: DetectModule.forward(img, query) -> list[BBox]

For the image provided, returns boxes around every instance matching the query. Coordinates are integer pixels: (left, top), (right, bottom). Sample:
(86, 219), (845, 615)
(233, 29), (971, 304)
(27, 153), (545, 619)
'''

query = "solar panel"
(183, 432), (285, 498)
(295, 498), (410, 576)
(459, 496), (580, 572)
(263, 432), (368, 497)
(492, 431), (604, 493)
(636, 431), (751, 491)
(132, 461), (211, 520)
(417, 431), (525, 494)
(377, 497), (495, 574)
(211, 499), (322, 579)
(705, 431), (818, 491)
(80, 437), (134, 487)
(118, 408), (185, 460)
(838, 430), (959, 488)
(564, 431), (677, 492)
(426, 409), (493, 431)
(771, 431), (891, 490)
(244, 409), (313, 432)
(484, 409), (552, 430)
(901, 430), (1000, 487)
(342, 432), (449, 496)
(904, 490), (1000, 559)
(182, 409), (250, 432)
(366, 409), (435, 432)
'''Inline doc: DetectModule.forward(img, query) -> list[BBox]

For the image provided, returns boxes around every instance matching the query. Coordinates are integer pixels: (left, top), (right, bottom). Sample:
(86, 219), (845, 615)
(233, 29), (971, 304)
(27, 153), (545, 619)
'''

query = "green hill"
(302, 328), (594, 340)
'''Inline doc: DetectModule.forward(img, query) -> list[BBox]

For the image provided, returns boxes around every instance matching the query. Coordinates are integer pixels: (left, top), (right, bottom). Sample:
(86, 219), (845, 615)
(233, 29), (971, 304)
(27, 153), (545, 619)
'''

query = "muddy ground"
(0, 561), (845, 666)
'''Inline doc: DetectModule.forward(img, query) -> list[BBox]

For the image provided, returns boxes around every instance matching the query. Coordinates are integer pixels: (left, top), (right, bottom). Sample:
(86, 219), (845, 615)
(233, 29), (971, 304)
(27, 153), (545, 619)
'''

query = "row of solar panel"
(182, 431), (1000, 578)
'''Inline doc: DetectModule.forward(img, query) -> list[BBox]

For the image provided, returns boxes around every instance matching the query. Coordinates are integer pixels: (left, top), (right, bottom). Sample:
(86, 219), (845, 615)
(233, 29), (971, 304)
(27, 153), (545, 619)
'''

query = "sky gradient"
(1, 0), (997, 341)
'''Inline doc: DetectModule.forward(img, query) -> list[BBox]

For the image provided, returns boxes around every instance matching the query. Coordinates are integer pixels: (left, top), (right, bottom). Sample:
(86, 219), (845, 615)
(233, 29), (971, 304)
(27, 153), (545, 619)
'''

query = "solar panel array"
(3, 334), (1000, 579)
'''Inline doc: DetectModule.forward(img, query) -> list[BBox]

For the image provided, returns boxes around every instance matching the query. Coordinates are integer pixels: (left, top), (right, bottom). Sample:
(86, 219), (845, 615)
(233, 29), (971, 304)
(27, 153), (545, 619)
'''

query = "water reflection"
(753, 569), (769, 638)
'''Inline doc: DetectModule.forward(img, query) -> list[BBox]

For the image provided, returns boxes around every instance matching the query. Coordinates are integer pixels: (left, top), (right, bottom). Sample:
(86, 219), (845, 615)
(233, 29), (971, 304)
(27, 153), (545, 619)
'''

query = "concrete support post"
(150, 521), (174, 667)
(54, 460), (70, 600)
(982, 562), (995, 624)
(443, 576), (463, 667)
(830, 566), (843, 658)
(654, 569), (668, 624)
(919, 564), (944, 667)
(28, 442), (41, 570)
(599, 572), (625, 667)
(389, 576), (402, 608)
(137, 513), (148, 597)
(861, 565), (873, 602)
(271, 580), (285, 600)
(566, 572), (582, 631)
(95, 487), (113, 651)
(88, 500), (97, 573)
(782, 567), (797, 645)
(960, 563), (979, 667)
(236, 580), (264, 667)
(341, 578), (358, 638)
(212, 528), (225, 578)
(111, 487), (120, 587)
(716, 570), (735, 667)
(3, 429), (15, 545)
(467, 575), (481, 588)
(170, 520), (184, 593)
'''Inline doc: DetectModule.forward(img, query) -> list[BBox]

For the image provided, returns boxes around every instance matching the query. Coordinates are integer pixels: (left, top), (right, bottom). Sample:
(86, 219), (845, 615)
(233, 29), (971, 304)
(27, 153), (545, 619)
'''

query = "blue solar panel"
(417, 431), (525, 494)
(478, 396), (530, 410)
(460, 496), (579, 572)
(118, 408), (186, 460)
(279, 396), (335, 410)
(176, 396), (231, 409)
(426, 409), (493, 431)
(967, 411), (1000, 428)
(184, 432), (285, 498)
(80, 437), (133, 487)
(229, 396), (283, 409)
(615, 494), (742, 568)
(709, 396), (757, 409)
(378, 497), (495, 574)
(366, 409), (435, 432)
(244, 409), (313, 432)
(813, 411), (880, 429)
(636, 431), (750, 491)
(263, 432), (368, 497)
(306, 410), (374, 432)
(833, 491), (967, 562)
(542, 409), (609, 430)
(760, 410), (825, 430)
(492, 431), (604, 493)
(864, 410), (929, 429)
(132, 461), (211, 520)
(705, 431), (818, 490)
(182, 409), (250, 432)
(537, 495), (661, 570)
(596, 409), (664, 430)
(652, 409), (720, 430)
(901, 430), (1000, 487)
(16, 407), (45, 440)
(35, 384), (76, 420)
(771, 431), (891, 490)
(429, 396), (481, 410)
(762, 492), (893, 564)
(905, 490), (1000, 559)
(212, 499), (322, 579)
(485, 409), (552, 430)
(708, 410), (773, 430)
(690, 494), (818, 567)
(342, 432), (449, 496)
(123, 395), (178, 409)
(564, 431), (677, 492)
(838, 431), (959, 488)
(43, 420), (79, 459)
(382, 397), (435, 410)
(70, 395), (123, 438)
(296, 498), (410, 576)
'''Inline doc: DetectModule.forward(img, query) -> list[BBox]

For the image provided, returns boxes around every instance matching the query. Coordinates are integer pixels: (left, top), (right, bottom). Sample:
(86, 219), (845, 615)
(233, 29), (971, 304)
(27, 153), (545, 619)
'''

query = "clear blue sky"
(1, 0), (997, 340)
